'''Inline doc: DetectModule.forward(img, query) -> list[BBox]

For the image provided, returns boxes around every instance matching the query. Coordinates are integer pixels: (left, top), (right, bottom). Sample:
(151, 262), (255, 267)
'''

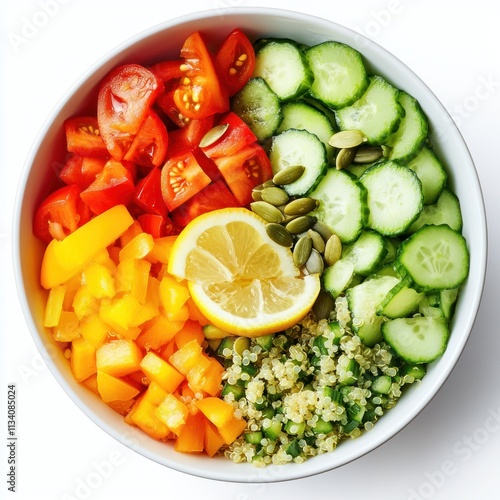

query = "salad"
(33, 28), (470, 466)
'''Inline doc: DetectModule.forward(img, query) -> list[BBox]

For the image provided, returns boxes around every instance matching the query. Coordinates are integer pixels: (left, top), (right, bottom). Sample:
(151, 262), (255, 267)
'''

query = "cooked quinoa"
(216, 296), (424, 467)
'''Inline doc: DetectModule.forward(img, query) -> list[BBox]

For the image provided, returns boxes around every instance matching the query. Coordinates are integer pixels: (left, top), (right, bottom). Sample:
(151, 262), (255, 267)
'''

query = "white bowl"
(13, 7), (487, 483)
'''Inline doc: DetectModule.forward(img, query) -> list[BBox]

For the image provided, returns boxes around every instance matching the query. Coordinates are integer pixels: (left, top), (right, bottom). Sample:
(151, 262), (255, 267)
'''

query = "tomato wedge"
(149, 59), (183, 82)
(156, 88), (190, 128)
(59, 155), (107, 189)
(123, 110), (168, 168)
(133, 167), (168, 218)
(80, 159), (136, 215)
(171, 181), (240, 227)
(174, 32), (229, 120)
(97, 64), (163, 161)
(215, 29), (255, 96)
(167, 115), (215, 158)
(213, 143), (273, 206)
(137, 213), (173, 238)
(33, 184), (91, 243)
(64, 117), (108, 157)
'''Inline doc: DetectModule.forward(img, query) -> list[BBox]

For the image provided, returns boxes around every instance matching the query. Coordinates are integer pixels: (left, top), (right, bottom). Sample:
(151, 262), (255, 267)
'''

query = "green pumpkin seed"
(328, 129), (366, 149)
(307, 229), (326, 253)
(336, 147), (357, 170)
(305, 248), (324, 275)
(293, 235), (313, 267)
(272, 165), (306, 185)
(250, 201), (285, 223)
(286, 215), (317, 235)
(354, 144), (384, 163)
(266, 223), (294, 247)
(251, 190), (263, 202)
(283, 197), (319, 216)
(261, 186), (290, 206)
(312, 291), (335, 320)
(312, 221), (335, 242)
(199, 124), (229, 148)
(263, 179), (276, 188)
(324, 234), (342, 266)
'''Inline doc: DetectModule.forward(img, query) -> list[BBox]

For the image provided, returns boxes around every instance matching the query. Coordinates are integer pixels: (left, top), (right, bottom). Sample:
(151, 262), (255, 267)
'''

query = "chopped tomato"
(156, 88), (189, 128)
(133, 167), (168, 218)
(123, 110), (168, 168)
(213, 143), (273, 206)
(167, 115), (215, 158)
(215, 29), (256, 96)
(97, 64), (163, 161)
(80, 159), (136, 215)
(33, 184), (91, 243)
(64, 117), (109, 157)
(149, 59), (183, 82)
(137, 214), (174, 238)
(160, 151), (212, 212)
(201, 112), (257, 159)
(59, 155), (107, 189)
(173, 32), (229, 120)
(171, 181), (240, 227)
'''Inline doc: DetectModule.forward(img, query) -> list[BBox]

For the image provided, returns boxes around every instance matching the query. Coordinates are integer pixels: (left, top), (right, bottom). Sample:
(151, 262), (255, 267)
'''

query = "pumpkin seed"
(307, 229), (326, 253)
(312, 220), (335, 242)
(283, 197), (319, 216)
(251, 190), (263, 202)
(336, 147), (357, 170)
(354, 144), (384, 163)
(266, 223), (293, 247)
(273, 165), (306, 185)
(305, 248), (324, 275)
(285, 215), (317, 234)
(328, 129), (366, 149)
(263, 179), (276, 188)
(250, 201), (285, 223)
(293, 235), (313, 267)
(199, 123), (229, 148)
(324, 234), (342, 266)
(261, 186), (289, 206)
(312, 291), (335, 320)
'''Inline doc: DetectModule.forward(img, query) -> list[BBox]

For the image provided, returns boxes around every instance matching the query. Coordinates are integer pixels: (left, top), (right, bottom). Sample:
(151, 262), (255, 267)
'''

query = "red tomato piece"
(123, 110), (168, 168)
(133, 167), (168, 218)
(174, 32), (229, 120)
(213, 143), (273, 206)
(80, 159), (136, 215)
(33, 184), (91, 243)
(97, 64), (163, 161)
(215, 29), (256, 96)
(201, 112), (257, 159)
(59, 155), (107, 189)
(171, 181), (240, 227)
(166, 115), (215, 158)
(156, 88), (189, 128)
(137, 214), (174, 238)
(149, 59), (183, 82)
(160, 151), (212, 212)
(64, 117), (108, 157)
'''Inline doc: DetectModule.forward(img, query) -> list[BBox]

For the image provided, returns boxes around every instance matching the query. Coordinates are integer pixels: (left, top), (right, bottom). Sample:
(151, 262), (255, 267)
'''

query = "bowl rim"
(12, 6), (488, 483)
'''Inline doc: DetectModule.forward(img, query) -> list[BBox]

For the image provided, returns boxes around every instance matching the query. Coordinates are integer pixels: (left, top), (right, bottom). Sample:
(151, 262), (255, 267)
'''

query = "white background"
(1, 1), (499, 499)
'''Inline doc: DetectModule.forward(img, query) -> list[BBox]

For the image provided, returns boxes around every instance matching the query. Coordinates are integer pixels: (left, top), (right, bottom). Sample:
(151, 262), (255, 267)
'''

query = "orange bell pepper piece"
(139, 352), (184, 393)
(96, 371), (140, 403)
(204, 420), (225, 457)
(136, 315), (184, 351)
(70, 336), (97, 382)
(174, 412), (205, 454)
(52, 310), (80, 342)
(155, 393), (189, 436)
(95, 339), (142, 377)
(119, 232), (154, 261)
(173, 320), (204, 349)
(169, 339), (203, 376)
(195, 397), (235, 428)
(218, 415), (247, 445)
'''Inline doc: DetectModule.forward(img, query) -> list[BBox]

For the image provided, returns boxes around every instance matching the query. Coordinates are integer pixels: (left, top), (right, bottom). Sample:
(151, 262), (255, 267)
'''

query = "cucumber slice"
(231, 77), (282, 142)
(407, 146), (448, 205)
(371, 375), (392, 394)
(269, 128), (327, 196)
(322, 259), (355, 298)
(341, 229), (388, 276)
(386, 92), (429, 163)
(305, 41), (369, 109)
(395, 224), (470, 291)
(254, 40), (313, 101)
(382, 316), (450, 364)
(335, 75), (404, 144)
(360, 160), (423, 236)
(310, 168), (368, 243)
(408, 188), (463, 234)
(377, 276), (423, 319)
(346, 275), (400, 346)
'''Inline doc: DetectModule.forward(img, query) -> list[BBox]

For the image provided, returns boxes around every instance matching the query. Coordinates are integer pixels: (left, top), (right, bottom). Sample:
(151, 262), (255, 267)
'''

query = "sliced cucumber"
(322, 259), (355, 298)
(305, 41), (369, 109)
(346, 275), (400, 346)
(382, 316), (450, 364)
(269, 128), (327, 196)
(360, 160), (423, 236)
(408, 188), (463, 234)
(231, 77), (282, 142)
(395, 224), (470, 291)
(341, 229), (388, 277)
(407, 146), (448, 205)
(277, 101), (335, 160)
(310, 168), (368, 243)
(377, 276), (423, 319)
(386, 92), (429, 163)
(371, 375), (393, 394)
(335, 75), (404, 144)
(254, 40), (313, 101)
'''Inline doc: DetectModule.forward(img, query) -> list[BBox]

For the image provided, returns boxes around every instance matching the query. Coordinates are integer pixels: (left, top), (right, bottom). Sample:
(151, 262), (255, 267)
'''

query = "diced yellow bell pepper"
(188, 356), (224, 397)
(136, 315), (184, 351)
(72, 285), (100, 320)
(52, 310), (80, 342)
(41, 204), (134, 289)
(186, 297), (210, 326)
(80, 314), (109, 348)
(174, 412), (205, 453)
(91, 248), (117, 274)
(195, 397), (235, 428)
(96, 370), (140, 403)
(174, 320), (204, 349)
(142, 381), (168, 405)
(82, 262), (116, 299)
(217, 415), (247, 445)
(130, 397), (170, 440)
(70, 336), (96, 382)
(95, 339), (142, 377)
(140, 352), (184, 393)
(146, 235), (178, 264)
(119, 232), (154, 261)
(169, 339), (203, 376)
(119, 220), (143, 248)
(99, 295), (142, 339)
(159, 275), (190, 320)
(155, 393), (189, 436)
(115, 258), (151, 303)
(146, 276), (162, 308)
(204, 420), (225, 457)
(43, 284), (66, 328)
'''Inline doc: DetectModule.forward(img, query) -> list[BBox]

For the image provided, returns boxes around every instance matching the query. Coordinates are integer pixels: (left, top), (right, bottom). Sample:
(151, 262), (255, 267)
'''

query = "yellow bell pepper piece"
(136, 315), (184, 351)
(195, 397), (235, 428)
(95, 339), (142, 377)
(159, 276), (190, 320)
(43, 284), (66, 327)
(119, 232), (154, 261)
(41, 204), (134, 289)
(52, 311), (80, 342)
(155, 393), (189, 436)
(70, 336), (96, 382)
(99, 295), (142, 339)
(83, 262), (116, 299)
(96, 371), (140, 403)
(140, 352), (184, 393)
(168, 339), (203, 376)
(115, 257), (151, 303)
(72, 285), (99, 320)
(80, 314), (109, 348)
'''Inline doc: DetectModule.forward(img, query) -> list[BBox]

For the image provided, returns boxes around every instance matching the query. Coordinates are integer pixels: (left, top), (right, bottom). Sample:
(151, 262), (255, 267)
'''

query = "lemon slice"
(168, 208), (320, 337)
